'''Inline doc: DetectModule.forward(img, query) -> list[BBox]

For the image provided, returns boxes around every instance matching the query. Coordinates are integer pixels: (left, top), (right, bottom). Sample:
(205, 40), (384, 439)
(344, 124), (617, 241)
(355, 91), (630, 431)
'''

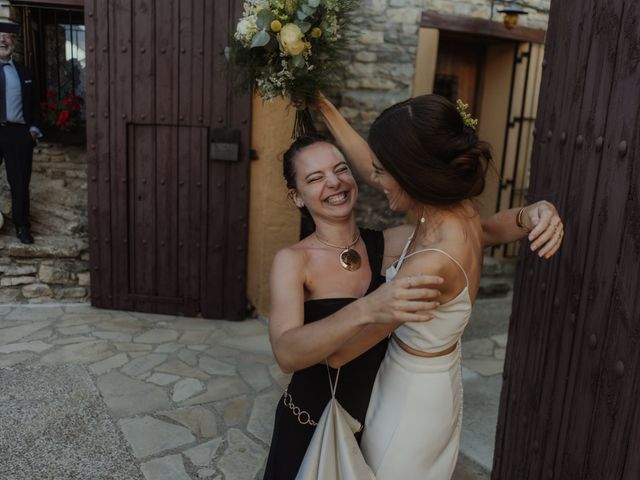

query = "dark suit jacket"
(12, 62), (40, 129)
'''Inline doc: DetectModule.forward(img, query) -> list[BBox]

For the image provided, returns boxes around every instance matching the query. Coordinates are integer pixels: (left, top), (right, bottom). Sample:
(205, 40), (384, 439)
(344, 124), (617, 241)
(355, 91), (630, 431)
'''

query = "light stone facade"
(337, 0), (550, 136)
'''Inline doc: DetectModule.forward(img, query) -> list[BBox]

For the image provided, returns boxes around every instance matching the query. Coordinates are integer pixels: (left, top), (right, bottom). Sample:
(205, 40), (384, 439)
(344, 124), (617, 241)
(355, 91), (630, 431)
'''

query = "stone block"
(28, 296), (57, 304)
(1, 275), (36, 287)
(355, 51), (377, 63)
(0, 288), (21, 303)
(361, 110), (382, 124)
(387, 6), (421, 25)
(338, 106), (360, 120)
(366, 0), (387, 14)
(22, 283), (53, 298)
(0, 264), (38, 275)
(359, 30), (385, 45)
(360, 77), (398, 90)
(39, 263), (74, 285)
(57, 287), (88, 299)
(0, 237), (86, 258)
(77, 272), (90, 286)
(347, 62), (376, 78)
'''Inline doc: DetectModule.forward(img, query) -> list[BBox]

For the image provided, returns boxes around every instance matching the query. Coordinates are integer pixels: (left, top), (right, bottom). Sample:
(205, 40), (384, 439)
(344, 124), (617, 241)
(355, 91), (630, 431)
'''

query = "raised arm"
(481, 200), (564, 258)
(315, 94), (380, 189)
(269, 248), (442, 373)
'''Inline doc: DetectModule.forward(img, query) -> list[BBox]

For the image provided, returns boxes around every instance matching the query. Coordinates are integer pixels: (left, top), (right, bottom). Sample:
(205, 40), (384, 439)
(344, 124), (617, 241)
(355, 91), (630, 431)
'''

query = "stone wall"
(328, 0), (550, 230)
(0, 143), (89, 304)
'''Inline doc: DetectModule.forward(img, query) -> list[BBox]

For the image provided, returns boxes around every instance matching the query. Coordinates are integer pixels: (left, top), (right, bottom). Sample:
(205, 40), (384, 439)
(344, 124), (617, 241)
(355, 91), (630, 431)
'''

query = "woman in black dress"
(263, 135), (441, 479)
(264, 134), (563, 479)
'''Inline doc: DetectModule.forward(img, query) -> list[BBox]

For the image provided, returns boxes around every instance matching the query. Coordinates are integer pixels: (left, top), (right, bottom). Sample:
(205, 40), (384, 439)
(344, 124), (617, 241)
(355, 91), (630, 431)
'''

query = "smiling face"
(290, 142), (358, 222)
(370, 156), (413, 213)
(0, 33), (15, 61)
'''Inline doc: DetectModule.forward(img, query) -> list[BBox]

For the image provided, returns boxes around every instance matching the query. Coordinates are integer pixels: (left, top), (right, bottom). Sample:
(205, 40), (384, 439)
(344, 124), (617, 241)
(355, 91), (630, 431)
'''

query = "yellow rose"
(279, 23), (306, 56)
(310, 27), (322, 39)
(271, 20), (282, 32)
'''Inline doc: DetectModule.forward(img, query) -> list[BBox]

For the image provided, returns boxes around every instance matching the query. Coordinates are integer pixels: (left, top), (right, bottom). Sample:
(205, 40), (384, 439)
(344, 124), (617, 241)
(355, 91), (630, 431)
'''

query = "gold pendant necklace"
(315, 231), (362, 271)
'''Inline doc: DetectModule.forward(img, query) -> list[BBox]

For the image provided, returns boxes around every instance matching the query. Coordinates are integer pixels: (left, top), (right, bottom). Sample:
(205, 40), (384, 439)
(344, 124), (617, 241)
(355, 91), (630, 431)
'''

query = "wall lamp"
(491, 0), (529, 29)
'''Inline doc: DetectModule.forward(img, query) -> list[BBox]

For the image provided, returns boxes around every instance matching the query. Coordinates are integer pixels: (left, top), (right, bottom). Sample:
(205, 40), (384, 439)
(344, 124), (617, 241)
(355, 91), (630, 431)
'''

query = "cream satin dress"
(361, 242), (472, 480)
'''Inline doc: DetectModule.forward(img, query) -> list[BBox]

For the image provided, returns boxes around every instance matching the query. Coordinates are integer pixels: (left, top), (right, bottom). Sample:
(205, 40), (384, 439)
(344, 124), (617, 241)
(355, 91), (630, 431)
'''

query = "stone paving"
(0, 304), (286, 480)
(0, 303), (507, 479)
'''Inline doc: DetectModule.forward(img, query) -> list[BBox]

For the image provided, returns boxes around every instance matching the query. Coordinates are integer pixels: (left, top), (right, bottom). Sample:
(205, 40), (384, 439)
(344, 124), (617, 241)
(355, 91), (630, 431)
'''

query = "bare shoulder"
(272, 243), (307, 269)
(395, 247), (452, 278)
(397, 245), (470, 301)
(383, 224), (413, 254)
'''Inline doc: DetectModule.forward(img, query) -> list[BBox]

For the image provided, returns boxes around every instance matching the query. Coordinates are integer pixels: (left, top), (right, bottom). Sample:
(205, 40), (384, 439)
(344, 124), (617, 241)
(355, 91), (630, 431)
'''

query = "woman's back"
(390, 206), (482, 352)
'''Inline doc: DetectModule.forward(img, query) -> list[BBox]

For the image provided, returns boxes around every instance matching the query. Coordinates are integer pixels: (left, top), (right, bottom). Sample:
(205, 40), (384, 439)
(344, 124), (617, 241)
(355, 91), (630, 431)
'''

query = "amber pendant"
(339, 248), (361, 271)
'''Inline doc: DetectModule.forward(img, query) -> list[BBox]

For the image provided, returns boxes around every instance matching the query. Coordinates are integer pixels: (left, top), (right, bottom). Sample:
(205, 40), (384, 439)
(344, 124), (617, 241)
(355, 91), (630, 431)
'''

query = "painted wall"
(246, 96), (299, 316)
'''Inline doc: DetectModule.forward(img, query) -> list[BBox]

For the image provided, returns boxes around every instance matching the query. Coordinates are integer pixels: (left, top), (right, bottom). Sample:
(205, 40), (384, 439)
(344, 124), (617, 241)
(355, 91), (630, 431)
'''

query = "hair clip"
(456, 99), (478, 129)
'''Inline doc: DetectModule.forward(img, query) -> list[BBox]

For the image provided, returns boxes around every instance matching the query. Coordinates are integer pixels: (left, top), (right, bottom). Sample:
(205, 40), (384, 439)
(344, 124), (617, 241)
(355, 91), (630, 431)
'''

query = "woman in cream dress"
(318, 94), (564, 479)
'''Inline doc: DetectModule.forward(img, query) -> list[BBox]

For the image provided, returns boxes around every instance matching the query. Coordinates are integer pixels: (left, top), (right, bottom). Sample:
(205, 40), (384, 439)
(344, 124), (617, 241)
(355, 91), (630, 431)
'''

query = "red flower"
(58, 110), (71, 122)
(45, 90), (84, 130)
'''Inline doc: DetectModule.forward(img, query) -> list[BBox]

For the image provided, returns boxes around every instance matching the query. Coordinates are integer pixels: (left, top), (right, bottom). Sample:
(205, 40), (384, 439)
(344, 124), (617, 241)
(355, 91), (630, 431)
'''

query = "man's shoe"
(16, 227), (34, 244)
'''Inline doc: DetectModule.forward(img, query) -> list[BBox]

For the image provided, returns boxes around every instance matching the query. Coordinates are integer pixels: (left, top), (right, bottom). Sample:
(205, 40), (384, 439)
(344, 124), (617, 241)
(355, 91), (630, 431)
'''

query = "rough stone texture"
(140, 455), (192, 480)
(118, 416), (196, 458)
(217, 429), (267, 480)
(247, 390), (280, 444)
(159, 406), (219, 438)
(97, 371), (171, 417)
(0, 365), (142, 480)
(0, 143), (89, 304)
(173, 377), (206, 402)
(184, 438), (223, 467)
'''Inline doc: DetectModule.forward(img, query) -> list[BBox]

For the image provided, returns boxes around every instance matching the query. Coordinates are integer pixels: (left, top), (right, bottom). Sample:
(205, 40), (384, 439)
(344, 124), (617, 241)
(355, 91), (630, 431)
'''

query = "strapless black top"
(263, 228), (388, 480)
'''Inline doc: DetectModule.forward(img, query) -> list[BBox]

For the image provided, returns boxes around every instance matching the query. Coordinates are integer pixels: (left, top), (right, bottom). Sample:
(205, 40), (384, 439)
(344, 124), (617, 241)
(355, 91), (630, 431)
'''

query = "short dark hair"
(368, 94), (491, 206)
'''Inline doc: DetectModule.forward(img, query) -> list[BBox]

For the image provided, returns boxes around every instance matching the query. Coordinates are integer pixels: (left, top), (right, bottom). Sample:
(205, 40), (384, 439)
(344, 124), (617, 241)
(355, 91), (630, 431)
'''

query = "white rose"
(279, 23), (306, 56)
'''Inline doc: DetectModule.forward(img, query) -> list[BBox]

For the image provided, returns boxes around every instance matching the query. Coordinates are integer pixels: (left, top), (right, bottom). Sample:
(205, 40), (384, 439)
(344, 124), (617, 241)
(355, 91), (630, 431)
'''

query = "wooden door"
(493, 0), (640, 478)
(85, 0), (251, 320)
(434, 34), (485, 115)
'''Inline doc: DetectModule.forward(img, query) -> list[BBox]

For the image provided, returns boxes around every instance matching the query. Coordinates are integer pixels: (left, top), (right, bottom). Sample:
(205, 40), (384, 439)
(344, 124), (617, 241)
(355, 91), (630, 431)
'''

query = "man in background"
(0, 22), (41, 244)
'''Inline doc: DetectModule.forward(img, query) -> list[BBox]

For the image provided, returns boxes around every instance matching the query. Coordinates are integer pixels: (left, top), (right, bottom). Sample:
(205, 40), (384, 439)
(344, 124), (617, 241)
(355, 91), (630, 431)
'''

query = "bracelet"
(516, 207), (528, 230)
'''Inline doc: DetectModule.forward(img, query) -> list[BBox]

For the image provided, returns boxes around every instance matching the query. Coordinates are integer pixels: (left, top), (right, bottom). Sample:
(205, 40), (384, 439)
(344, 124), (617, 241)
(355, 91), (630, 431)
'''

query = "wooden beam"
(421, 11), (546, 44)
(9, 0), (84, 8)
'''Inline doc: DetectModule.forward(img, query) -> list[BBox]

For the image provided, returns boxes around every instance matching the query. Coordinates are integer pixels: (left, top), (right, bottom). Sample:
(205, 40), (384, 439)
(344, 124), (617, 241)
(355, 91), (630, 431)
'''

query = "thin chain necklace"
(315, 230), (362, 271)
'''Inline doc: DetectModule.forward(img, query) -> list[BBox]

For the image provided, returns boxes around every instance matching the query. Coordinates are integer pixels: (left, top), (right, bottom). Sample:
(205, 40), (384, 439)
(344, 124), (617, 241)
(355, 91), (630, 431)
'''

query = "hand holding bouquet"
(226, 0), (357, 137)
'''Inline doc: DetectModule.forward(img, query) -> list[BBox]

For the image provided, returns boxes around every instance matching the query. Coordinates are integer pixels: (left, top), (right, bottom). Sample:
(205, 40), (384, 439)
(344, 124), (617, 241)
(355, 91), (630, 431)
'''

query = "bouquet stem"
(293, 107), (316, 138)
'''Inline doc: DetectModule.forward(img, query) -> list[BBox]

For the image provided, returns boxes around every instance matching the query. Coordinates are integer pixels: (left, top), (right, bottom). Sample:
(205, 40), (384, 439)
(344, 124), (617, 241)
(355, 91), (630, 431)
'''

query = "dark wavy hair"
(368, 94), (491, 207)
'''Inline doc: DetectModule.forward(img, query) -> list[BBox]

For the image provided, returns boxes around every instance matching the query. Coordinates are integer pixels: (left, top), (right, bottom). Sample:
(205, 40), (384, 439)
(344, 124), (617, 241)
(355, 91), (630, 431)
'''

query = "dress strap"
(402, 248), (469, 288)
(391, 233), (415, 273)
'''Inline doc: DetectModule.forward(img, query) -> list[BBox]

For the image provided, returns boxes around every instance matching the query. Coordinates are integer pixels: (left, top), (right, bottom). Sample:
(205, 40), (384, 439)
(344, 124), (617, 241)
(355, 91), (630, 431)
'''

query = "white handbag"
(295, 365), (376, 480)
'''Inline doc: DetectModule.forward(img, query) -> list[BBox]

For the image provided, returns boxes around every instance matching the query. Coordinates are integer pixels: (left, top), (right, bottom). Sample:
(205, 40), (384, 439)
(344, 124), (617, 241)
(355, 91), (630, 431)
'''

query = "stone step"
(0, 235), (88, 258)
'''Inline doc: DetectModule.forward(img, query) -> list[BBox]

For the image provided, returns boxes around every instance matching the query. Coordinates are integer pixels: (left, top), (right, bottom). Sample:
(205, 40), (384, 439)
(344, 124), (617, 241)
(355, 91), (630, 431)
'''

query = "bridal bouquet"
(226, 0), (357, 137)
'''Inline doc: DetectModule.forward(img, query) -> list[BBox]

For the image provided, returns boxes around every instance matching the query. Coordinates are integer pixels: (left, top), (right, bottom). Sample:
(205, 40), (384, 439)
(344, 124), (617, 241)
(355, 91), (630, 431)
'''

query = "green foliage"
(227, 0), (359, 107)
